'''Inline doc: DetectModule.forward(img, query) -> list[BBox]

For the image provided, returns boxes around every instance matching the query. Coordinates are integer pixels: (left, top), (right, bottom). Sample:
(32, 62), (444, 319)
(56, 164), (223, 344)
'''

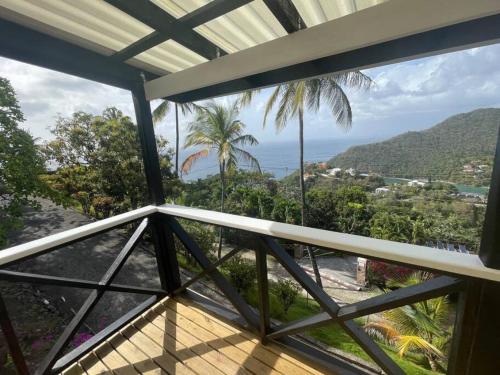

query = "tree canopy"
(0, 77), (46, 246)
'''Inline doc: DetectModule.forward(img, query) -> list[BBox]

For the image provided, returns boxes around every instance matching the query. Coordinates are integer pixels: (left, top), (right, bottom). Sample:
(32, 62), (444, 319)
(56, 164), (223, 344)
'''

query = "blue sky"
(1, 43), (499, 146)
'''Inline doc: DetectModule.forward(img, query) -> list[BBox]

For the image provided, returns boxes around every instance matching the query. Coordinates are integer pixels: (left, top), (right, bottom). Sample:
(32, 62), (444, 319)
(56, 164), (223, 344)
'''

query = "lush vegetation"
(42, 107), (177, 218)
(329, 108), (500, 185)
(0, 78), (47, 246)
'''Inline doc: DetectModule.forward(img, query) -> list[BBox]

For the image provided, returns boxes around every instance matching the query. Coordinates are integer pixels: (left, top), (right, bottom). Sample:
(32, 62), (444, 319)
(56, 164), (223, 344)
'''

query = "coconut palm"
(182, 101), (261, 258)
(240, 72), (372, 287)
(364, 272), (451, 371)
(153, 100), (197, 176)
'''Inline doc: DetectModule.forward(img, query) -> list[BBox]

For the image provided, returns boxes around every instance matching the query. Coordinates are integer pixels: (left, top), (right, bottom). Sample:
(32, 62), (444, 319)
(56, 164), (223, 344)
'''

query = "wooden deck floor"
(62, 297), (333, 375)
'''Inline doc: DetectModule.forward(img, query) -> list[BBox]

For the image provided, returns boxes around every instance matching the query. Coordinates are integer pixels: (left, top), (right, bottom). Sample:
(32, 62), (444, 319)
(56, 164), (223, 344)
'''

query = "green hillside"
(329, 108), (500, 185)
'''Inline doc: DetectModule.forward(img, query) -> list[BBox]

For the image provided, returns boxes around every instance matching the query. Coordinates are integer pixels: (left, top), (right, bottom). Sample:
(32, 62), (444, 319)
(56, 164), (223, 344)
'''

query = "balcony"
(1, 205), (499, 375)
(1, 1), (500, 374)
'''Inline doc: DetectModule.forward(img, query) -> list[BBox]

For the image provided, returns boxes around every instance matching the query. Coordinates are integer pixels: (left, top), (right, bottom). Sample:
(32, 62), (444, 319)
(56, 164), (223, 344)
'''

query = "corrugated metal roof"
(0, 0), (387, 76)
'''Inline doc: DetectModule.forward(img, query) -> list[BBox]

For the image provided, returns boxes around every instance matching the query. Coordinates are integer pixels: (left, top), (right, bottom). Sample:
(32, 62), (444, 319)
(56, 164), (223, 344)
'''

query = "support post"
(0, 293), (29, 375)
(479, 127), (500, 268)
(448, 279), (500, 374)
(131, 83), (181, 292)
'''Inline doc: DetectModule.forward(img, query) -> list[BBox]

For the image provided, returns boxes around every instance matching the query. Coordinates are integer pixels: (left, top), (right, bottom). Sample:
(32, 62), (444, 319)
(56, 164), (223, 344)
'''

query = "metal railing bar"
(166, 216), (260, 330)
(268, 275), (464, 339)
(0, 270), (167, 296)
(0, 206), (156, 268)
(174, 246), (243, 295)
(52, 295), (159, 373)
(261, 236), (404, 375)
(36, 218), (149, 375)
(337, 275), (464, 320)
(0, 293), (30, 375)
(255, 246), (270, 341)
(157, 205), (500, 282)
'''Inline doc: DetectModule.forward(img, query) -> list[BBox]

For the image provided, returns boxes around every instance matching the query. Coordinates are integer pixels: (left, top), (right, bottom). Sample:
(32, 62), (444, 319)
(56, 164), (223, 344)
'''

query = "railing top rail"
(0, 206), (156, 267)
(157, 204), (500, 282)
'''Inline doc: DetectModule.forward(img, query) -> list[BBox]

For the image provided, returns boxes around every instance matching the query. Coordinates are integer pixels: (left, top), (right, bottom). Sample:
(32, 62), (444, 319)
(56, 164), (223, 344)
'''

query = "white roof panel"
(0, 0), (153, 52)
(292, 0), (388, 27)
(132, 39), (208, 73)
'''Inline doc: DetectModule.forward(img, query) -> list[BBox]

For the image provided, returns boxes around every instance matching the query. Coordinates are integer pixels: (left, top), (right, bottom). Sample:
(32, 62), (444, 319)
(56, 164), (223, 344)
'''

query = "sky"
(1, 43), (500, 146)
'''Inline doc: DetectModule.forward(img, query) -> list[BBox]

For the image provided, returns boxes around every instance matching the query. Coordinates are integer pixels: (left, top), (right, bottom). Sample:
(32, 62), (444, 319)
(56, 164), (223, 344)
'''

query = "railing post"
(131, 83), (181, 293)
(255, 246), (270, 342)
(0, 293), (30, 375)
(448, 279), (500, 374)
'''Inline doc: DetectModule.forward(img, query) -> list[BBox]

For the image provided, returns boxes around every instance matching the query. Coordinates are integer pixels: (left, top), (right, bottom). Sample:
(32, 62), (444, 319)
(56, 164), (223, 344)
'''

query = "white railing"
(2, 203), (500, 282)
(0, 205), (156, 266)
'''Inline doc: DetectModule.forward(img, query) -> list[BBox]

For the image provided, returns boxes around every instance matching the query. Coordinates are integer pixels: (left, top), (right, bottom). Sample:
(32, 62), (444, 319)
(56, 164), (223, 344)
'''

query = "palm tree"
(153, 100), (196, 176)
(240, 72), (372, 287)
(182, 101), (261, 258)
(364, 272), (451, 372)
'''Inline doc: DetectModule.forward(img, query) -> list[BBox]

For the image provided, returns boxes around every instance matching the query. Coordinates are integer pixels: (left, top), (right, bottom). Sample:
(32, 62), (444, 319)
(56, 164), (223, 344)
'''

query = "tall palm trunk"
(298, 109), (323, 288)
(217, 161), (225, 259)
(175, 103), (179, 177)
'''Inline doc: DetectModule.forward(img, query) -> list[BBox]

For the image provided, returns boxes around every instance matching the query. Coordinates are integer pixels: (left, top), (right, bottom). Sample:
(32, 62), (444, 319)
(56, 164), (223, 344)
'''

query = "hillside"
(329, 108), (500, 185)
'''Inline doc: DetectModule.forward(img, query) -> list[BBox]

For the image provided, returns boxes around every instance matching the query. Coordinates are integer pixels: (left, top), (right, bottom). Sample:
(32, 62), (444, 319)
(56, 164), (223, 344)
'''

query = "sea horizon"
(179, 136), (382, 181)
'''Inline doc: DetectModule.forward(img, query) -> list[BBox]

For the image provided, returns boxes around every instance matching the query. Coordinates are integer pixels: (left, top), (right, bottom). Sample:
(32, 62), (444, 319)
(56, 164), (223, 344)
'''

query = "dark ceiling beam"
(165, 13), (500, 103)
(0, 19), (156, 90)
(111, 0), (251, 62)
(263, 0), (306, 33)
(106, 0), (248, 61)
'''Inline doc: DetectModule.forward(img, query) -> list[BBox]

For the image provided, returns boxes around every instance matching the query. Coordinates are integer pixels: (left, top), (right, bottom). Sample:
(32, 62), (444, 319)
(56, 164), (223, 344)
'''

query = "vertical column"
(255, 246), (270, 342)
(0, 293), (29, 375)
(448, 279), (500, 374)
(479, 127), (500, 268)
(131, 84), (180, 293)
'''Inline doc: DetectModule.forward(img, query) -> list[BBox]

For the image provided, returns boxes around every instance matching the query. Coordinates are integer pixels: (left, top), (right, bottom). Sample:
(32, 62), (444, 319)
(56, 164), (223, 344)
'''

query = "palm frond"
(181, 149), (209, 174)
(237, 89), (260, 108)
(234, 147), (261, 173)
(396, 335), (444, 358)
(152, 100), (170, 124)
(364, 322), (399, 344)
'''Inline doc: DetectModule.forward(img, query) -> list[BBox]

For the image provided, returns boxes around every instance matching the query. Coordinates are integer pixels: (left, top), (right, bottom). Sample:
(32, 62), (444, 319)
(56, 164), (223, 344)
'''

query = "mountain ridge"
(328, 108), (500, 185)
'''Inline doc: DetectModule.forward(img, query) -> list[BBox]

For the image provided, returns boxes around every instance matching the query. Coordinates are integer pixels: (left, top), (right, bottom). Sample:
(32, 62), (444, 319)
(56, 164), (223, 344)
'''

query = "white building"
(327, 167), (342, 176)
(408, 180), (426, 187)
(375, 187), (390, 194)
(346, 168), (356, 176)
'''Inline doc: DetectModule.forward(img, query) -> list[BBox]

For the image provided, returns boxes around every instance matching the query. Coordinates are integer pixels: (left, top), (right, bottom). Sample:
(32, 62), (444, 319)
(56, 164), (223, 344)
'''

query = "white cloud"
(1, 43), (500, 145)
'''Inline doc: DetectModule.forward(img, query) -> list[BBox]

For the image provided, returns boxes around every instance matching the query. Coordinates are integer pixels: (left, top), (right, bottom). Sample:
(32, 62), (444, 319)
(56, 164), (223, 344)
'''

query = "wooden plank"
(108, 333), (163, 374)
(94, 341), (139, 375)
(121, 325), (196, 375)
(155, 304), (281, 375)
(136, 313), (229, 375)
(61, 362), (86, 375)
(171, 299), (326, 375)
(79, 352), (111, 375)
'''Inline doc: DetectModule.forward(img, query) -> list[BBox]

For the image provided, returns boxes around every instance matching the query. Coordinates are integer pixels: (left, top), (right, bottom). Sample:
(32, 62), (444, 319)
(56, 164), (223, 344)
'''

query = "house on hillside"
(327, 167), (342, 176)
(375, 187), (391, 194)
(346, 168), (356, 176)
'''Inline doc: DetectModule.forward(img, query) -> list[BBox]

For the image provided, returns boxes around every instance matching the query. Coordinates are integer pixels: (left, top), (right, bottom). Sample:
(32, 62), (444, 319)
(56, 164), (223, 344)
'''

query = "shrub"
(246, 285), (285, 318)
(221, 255), (256, 294)
(175, 220), (216, 267)
(272, 279), (301, 314)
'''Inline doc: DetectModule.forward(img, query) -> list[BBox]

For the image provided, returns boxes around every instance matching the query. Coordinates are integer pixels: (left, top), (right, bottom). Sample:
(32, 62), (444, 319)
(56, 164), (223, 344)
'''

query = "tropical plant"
(0, 77), (47, 247)
(272, 279), (301, 314)
(240, 72), (372, 287)
(221, 255), (256, 294)
(181, 101), (261, 258)
(364, 272), (451, 371)
(153, 100), (197, 176)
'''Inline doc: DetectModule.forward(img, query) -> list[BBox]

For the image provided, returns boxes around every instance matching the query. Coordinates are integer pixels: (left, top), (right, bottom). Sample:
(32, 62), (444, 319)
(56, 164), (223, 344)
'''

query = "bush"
(272, 279), (301, 314)
(174, 220), (216, 267)
(246, 285), (285, 318)
(221, 255), (256, 294)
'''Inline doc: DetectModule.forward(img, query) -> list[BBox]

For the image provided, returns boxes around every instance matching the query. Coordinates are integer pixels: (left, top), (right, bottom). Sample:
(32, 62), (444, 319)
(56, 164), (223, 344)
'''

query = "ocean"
(179, 137), (378, 181)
